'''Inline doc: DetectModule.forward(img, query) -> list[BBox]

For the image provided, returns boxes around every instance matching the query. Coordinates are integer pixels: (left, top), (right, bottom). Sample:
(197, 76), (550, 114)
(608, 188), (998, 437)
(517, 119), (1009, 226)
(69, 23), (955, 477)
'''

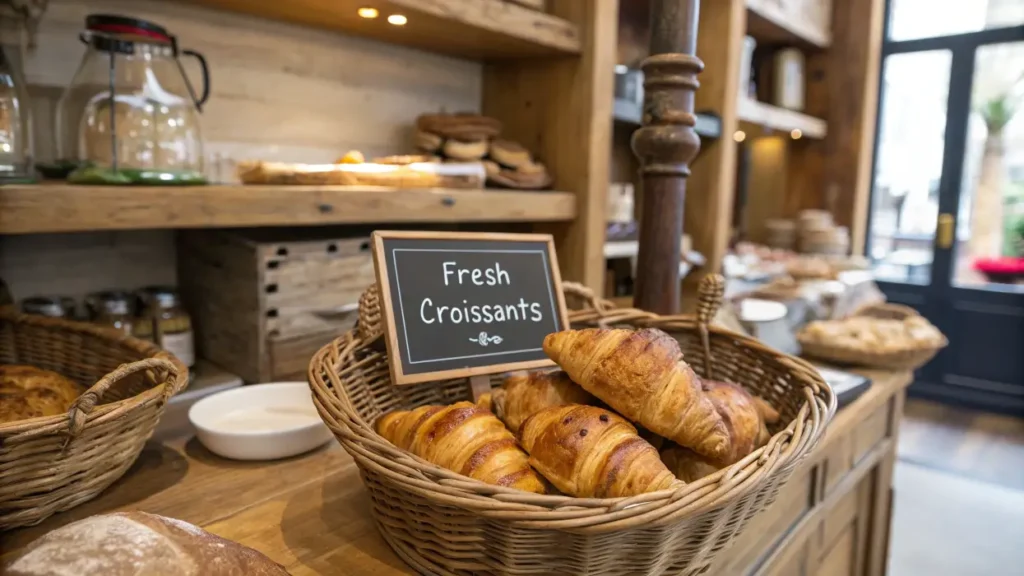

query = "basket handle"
(695, 274), (725, 380)
(62, 357), (185, 452)
(562, 281), (615, 316)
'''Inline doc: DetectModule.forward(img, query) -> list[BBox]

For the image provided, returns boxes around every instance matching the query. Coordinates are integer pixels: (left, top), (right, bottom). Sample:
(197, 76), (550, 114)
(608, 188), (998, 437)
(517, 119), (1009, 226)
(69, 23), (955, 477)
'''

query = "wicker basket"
(797, 303), (948, 370)
(0, 309), (188, 529)
(308, 277), (835, 575)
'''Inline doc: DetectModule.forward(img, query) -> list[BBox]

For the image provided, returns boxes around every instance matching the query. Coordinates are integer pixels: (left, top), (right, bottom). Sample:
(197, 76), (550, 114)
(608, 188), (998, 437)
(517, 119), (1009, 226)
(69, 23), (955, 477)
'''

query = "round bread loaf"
(0, 365), (83, 424)
(5, 511), (289, 575)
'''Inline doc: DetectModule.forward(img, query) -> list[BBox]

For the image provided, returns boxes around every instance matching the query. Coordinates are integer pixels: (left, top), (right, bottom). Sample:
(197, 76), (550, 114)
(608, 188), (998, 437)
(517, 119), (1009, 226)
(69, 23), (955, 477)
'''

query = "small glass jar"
(137, 286), (194, 367)
(21, 296), (70, 318)
(88, 290), (134, 335)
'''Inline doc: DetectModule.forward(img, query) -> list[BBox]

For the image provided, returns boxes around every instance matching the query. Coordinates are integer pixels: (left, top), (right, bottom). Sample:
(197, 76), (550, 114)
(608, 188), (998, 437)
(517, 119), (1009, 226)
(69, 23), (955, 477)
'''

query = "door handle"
(937, 213), (954, 249)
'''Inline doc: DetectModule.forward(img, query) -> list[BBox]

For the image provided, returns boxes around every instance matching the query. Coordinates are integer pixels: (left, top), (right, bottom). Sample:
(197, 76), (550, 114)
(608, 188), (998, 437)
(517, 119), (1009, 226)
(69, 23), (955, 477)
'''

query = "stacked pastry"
(375, 327), (780, 498)
(414, 113), (553, 189)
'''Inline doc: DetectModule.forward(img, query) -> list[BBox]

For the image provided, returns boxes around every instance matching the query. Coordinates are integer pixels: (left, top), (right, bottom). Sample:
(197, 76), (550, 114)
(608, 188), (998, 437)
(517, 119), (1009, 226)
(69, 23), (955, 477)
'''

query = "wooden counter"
(1, 369), (912, 575)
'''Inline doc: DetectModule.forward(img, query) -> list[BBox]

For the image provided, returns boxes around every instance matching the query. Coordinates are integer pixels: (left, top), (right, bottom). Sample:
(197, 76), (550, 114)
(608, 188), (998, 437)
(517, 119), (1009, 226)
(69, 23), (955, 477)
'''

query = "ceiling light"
(615, 64), (628, 74)
(791, 129), (802, 140)
(733, 130), (746, 143)
(387, 14), (407, 25)
(357, 7), (379, 18)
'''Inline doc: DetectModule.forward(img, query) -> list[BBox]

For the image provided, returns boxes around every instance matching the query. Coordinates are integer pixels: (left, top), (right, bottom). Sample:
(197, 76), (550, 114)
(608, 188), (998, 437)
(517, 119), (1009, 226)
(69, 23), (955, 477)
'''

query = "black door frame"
(865, 2), (1024, 412)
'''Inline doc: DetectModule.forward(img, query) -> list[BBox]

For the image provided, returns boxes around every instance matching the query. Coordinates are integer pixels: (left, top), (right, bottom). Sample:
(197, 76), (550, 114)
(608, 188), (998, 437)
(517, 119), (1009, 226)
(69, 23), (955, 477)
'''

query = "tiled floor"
(889, 398), (1024, 575)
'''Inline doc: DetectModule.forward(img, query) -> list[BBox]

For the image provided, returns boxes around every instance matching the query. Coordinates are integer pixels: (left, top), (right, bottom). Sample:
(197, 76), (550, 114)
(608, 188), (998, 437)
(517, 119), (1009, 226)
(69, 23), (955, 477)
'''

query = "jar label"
(161, 331), (195, 367)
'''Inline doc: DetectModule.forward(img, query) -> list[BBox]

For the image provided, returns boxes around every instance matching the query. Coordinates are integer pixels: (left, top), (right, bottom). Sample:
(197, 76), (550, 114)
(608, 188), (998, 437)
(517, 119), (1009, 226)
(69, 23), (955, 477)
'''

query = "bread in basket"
(308, 276), (835, 575)
(0, 309), (188, 529)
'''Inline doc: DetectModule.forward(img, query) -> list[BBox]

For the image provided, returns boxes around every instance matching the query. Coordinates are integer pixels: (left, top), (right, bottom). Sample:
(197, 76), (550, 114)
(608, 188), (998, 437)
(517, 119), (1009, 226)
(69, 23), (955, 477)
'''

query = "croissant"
(487, 370), (597, 433)
(660, 444), (721, 483)
(703, 380), (775, 464)
(543, 328), (730, 460)
(518, 404), (680, 497)
(661, 381), (782, 482)
(375, 401), (546, 493)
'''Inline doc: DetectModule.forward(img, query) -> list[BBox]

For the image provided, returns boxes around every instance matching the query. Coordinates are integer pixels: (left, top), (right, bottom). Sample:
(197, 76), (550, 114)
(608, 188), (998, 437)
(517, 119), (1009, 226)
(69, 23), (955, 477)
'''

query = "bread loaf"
(5, 511), (289, 575)
(0, 364), (84, 424)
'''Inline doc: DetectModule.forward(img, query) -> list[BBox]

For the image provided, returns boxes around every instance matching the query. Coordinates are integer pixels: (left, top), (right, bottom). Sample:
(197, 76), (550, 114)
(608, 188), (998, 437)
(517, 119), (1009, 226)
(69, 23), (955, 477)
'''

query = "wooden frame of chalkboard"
(372, 230), (570, 385)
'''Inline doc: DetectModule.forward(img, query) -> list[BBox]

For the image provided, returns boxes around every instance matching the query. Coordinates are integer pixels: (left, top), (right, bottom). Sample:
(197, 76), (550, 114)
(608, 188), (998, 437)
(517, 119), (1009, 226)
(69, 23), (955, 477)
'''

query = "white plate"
(188, 382), (332, 461)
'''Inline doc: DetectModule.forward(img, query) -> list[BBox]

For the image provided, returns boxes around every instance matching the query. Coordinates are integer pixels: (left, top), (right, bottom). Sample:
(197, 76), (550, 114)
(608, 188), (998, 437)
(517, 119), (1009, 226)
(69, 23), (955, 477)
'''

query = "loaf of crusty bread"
(5, 511), (289, 575)
(0, 364), (84, 424)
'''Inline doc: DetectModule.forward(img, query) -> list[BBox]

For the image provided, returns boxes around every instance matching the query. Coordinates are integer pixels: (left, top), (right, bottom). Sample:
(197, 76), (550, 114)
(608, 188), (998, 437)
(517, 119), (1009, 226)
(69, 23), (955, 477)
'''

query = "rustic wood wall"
(0, 0), (483, 300)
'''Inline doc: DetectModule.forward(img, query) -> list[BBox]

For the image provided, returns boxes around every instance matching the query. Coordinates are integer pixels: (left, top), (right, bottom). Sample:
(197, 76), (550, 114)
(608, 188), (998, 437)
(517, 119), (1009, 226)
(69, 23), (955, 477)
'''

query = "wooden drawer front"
(267, 309), (359, 380)
(853, 401), (890, 464)
(713, 464), (816, 574)
(817, 473), (873, 576)
(820, 434), (853, 497)
(761, 539), (812, 576)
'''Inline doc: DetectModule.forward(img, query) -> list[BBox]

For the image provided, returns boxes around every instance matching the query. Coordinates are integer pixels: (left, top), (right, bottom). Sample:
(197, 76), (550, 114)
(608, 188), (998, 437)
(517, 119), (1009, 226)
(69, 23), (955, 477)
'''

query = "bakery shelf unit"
(611, 0), (882, 307)
(0, 185), (578, 235)
(5, 1), (614, 292)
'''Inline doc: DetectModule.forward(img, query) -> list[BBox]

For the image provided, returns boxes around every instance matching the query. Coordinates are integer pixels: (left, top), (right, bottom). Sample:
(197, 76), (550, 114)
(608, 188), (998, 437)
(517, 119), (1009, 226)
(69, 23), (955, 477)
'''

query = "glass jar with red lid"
(56, 14), (210, 185)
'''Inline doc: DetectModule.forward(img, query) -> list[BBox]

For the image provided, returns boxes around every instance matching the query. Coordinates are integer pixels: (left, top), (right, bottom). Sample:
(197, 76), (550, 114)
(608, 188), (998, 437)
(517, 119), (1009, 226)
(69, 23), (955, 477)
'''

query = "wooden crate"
(178, 229), (373, 383)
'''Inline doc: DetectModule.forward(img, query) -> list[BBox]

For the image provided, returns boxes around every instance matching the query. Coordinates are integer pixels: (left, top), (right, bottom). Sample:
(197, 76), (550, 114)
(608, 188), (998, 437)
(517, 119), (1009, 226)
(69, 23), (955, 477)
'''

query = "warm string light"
(357, 7), (379, 18)
(791, 129), (803, 140)
(733, 130), (746, 143)
(388, 14), (408, 25)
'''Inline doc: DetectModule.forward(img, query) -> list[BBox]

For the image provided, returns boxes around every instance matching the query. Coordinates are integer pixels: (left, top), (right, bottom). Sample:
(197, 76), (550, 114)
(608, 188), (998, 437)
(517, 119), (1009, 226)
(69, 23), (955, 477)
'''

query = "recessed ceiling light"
(791, 129), (802, 140)
(733, 130), (746, 143)
(387, 14), (407, 25)
(357, 7), (379, 18)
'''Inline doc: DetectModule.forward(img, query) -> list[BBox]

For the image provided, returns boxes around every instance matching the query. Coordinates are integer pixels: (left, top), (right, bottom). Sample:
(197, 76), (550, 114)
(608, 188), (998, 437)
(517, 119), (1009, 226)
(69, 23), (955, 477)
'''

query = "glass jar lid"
(84, 14), (174, 54)
(21, 296), (68, 318)
(137, 285), (180, 310)
(90, 290), (132, 316)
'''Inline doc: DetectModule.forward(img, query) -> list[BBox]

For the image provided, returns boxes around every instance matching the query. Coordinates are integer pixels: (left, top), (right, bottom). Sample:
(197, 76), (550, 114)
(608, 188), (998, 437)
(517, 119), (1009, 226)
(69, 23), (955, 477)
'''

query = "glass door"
(866, 0), (1024, 414)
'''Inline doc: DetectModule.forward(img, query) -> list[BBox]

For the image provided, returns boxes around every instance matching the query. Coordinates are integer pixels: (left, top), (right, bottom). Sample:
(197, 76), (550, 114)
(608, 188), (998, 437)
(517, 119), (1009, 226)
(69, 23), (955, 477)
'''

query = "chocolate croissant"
(375, 402), (546, 493)
(488, 370), (597, 434)
(543, 328), (730, 461)
(518, 404), (680, 498)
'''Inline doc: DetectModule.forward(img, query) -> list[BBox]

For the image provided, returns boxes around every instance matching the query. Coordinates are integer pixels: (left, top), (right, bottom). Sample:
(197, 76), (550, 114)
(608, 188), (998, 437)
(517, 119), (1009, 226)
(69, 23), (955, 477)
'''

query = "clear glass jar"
(87, 290), (134, 335)
(137, 286), (194, 367)
(57, 14), (209, 185)
(0, 46), (32, 182)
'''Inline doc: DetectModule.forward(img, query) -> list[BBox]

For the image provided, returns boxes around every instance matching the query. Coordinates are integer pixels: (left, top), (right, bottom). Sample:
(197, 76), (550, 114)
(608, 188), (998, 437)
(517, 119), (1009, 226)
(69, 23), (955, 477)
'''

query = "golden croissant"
(485, 370), (597, 434)
(543, 328), (730, 460)
(375, 401), (546, 493)
(518, 404), (680, 497)
(662, 380), (781, 481)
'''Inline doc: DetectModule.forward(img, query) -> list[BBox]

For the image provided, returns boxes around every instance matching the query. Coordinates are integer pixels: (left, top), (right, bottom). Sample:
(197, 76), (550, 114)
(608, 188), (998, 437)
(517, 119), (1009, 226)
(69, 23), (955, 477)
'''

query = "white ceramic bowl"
(188, 382), (332, 460)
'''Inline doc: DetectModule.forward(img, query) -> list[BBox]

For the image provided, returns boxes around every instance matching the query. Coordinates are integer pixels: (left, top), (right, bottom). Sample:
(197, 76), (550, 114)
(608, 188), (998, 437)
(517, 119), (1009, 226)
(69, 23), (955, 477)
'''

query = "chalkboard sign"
(372, 231), (569, 385)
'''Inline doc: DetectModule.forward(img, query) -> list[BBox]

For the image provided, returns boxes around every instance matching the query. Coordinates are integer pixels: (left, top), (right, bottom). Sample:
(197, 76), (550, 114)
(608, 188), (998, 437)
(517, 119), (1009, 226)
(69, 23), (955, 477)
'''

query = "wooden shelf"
(182, 0), (580, 59)
(737, 98), (828, 139)
(746, 0), (831, 48)
(613, 98), (723, 139)
(0, 184), (577, 235)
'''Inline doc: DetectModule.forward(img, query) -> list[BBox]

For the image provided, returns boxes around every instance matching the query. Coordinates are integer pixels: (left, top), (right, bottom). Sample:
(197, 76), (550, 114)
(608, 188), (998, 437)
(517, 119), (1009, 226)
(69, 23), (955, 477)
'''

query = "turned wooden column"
(632, 0), (703, 314)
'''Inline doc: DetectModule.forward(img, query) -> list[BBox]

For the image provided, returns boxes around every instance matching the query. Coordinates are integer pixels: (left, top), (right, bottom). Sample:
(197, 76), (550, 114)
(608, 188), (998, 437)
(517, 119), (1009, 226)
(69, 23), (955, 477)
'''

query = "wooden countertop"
(1, 369), (912, 575)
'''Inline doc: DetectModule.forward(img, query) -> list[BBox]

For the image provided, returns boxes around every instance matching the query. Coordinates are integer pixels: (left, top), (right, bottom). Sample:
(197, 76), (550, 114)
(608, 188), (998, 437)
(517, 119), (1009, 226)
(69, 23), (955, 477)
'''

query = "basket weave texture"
(307, 279), (835, 575)
(0, 309), (188, 529)
(798, 302), (948, 370)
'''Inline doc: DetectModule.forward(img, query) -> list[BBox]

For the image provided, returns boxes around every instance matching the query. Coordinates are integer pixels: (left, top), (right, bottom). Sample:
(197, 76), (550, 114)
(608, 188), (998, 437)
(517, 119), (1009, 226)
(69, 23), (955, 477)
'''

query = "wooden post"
(631, 0), (704, 314)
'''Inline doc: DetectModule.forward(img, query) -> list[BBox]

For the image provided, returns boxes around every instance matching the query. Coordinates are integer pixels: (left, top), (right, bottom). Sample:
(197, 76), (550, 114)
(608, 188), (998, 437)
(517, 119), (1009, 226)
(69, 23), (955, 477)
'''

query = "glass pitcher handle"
(181, 49), (211, 111)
